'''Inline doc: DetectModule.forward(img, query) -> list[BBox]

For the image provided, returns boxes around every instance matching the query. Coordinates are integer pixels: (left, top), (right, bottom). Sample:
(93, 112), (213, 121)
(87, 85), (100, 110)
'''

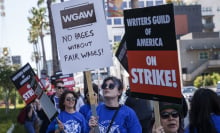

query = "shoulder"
(184, 126), (190, 133)
(80, 104), (90, 111)
(211, 114), (220, 126)
(49, 94), (55, 101)
(120, 104), (136, 113)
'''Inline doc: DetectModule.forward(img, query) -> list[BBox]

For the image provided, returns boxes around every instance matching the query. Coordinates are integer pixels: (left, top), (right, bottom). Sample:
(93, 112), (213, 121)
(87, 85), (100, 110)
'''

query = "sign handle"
(153, 101), (161, 127)
(85, 71), (100, 133)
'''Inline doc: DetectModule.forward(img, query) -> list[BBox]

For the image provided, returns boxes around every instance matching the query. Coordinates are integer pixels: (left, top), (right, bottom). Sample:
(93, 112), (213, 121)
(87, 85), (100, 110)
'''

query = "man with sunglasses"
(152, 102), (184, 133)
(37, 80), (65, 133)
(52, 80), (65, 113)
(88, 76), (142, 133)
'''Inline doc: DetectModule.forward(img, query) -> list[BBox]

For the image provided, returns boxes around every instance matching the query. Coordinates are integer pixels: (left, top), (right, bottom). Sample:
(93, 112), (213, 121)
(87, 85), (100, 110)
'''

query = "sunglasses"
(101, 83), (115, 90)
(86, 93), (97, 97)
(160, 111), (179, 119)
(56, 86), (65, 90)
(65, 97), (76, 102)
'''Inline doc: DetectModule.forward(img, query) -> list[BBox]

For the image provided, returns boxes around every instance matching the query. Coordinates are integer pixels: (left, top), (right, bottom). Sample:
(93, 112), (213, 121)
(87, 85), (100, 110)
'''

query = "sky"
(0, 0), (52, 69)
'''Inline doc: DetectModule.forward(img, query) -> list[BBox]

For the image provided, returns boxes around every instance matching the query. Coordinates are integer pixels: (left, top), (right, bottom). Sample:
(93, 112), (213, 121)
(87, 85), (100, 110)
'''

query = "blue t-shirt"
(184, 114), (220, 133)
(46, 111), (88, 133)
(79, 102), (103, 122)
(96, 104), (142, 133)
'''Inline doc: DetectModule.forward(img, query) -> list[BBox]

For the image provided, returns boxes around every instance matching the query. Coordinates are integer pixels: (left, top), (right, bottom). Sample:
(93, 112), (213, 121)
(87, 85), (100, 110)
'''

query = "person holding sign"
(24, 100), (39, 133)
(184, 88), (220, 133)
(46, 90), (88, 133)
(79, 83), (103, 121)
(88, 76), (142, 133)
(152, 102), (184, 133)
(37, 80), (65, 133)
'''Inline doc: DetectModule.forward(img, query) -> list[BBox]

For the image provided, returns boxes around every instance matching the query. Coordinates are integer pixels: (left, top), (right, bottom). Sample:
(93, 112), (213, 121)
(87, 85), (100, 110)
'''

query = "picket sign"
(153, 101), (161, 127)
(85, 71), (99, 133)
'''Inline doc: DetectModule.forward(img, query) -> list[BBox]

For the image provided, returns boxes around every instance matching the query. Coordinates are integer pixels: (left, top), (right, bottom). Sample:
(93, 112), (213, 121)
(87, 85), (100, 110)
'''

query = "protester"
(185, 88), (220, 133)
(125, 88), (153, 133)
(46, 90), (88, 133)
(75, 87), (85, 112)
(152, 102), (185, 133)
(89, 76), (142, 133)
(50, 80), (65, 113)
(79, 83), (103, 121)
(37, 80), (65, 133)
(24, 100), (38, 133)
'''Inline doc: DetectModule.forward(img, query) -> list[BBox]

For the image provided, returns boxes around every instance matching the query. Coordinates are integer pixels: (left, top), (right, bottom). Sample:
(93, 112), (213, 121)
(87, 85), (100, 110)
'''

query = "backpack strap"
(106, 105), (121, 133)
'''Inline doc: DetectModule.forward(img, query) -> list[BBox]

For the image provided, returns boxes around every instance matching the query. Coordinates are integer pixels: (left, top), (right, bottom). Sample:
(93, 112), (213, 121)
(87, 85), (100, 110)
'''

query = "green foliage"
(0, 57), (20, 111)
(113, 42), (120, 53)
(0, 108), (25, 133)
(194, 76), (203, 88)
(194, 72), (220, 88)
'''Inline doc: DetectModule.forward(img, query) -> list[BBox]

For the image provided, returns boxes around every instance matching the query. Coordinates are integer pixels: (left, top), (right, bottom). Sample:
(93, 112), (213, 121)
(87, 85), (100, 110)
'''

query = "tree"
(36, 0), (60, 75)
(0, 57), (20, 113)
(28, 5), (49, 74)
(194, 72), (220, 88)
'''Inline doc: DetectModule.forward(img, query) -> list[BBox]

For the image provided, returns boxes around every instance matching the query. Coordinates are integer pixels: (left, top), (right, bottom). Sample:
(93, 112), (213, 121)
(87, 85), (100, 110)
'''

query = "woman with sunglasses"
(185, 88), (220, 133)
(46, 90), (88, 133)
(152, 102), (184, 133)
(89, 76), (142, 133)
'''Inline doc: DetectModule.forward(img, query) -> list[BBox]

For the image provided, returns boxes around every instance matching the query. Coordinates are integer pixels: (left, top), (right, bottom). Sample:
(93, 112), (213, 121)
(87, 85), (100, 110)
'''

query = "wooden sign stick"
(85, 71), (99, 133)
(153, 101), (161, 127)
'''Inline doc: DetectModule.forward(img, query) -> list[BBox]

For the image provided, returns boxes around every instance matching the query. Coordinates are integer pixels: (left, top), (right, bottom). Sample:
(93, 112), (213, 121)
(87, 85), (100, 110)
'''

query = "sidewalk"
(6, 124), (14, 133)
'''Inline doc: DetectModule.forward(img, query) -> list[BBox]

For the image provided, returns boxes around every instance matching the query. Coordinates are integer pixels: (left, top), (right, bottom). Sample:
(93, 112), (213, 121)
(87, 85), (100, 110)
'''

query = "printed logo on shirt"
(64, 120), (81, 133)
(99, 120), (120, 133)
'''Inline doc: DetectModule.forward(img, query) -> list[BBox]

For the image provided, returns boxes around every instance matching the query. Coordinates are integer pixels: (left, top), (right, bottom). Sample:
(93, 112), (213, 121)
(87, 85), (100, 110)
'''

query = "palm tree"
(28, 6), (49, 74)
(36, 0), (60, 75)
(46, 0), (60, 74)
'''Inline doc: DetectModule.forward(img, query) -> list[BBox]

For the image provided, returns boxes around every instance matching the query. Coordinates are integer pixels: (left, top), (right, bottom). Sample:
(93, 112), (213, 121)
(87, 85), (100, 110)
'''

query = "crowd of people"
(20, 76), (220, 133)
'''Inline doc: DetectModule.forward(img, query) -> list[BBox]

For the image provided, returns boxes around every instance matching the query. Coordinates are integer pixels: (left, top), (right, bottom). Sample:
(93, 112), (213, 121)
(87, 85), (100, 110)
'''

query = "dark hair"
(84, 83), (99, 104)
(59, 90), (78, 111)
(189, 88), (220, 133)
(55, 80), (64, 87)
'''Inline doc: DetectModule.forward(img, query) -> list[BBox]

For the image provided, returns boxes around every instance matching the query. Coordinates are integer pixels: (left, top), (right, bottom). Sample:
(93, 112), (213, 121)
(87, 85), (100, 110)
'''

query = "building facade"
(178, 32), (220, 85)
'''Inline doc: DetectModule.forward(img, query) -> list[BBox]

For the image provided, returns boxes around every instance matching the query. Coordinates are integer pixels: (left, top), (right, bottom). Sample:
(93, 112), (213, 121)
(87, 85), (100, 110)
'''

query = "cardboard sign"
(115, 35), (128, 72)
(51, 72), (75, 90)
(10, 63), (39, 104)
(11, 63), (58, 120)
(124, 4), (182, 103)
(51, 0), (112, 74)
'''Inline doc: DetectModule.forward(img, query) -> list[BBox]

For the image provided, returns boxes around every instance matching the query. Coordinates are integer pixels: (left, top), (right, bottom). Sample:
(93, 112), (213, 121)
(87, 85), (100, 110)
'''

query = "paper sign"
(51, 0), (112, 74)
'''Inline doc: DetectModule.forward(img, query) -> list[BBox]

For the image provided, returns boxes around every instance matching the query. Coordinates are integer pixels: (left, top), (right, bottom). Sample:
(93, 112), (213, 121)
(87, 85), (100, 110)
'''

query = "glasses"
(160, 111), (179, 119)
(56, 86), (65, 90)
(65, 97), (76, 102)
(86, 93), (97, 97)
(101, 83), (115, 90)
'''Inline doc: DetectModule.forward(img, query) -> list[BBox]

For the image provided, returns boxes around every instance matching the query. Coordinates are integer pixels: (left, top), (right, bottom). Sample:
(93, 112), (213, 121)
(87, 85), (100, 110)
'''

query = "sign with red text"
(124, 4), (182, 103)
(51, 0), (112, 74)
(11, 63), (58, 120)
(10, 63), (43, 104)
(51, 72), (75, 91)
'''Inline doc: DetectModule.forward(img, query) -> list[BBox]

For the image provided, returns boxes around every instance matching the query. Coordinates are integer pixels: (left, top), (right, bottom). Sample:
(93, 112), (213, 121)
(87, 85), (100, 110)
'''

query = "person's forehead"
(106, 79), (114, 83)
(66, 93), (74, 98)
(161, 108), (177, 112)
